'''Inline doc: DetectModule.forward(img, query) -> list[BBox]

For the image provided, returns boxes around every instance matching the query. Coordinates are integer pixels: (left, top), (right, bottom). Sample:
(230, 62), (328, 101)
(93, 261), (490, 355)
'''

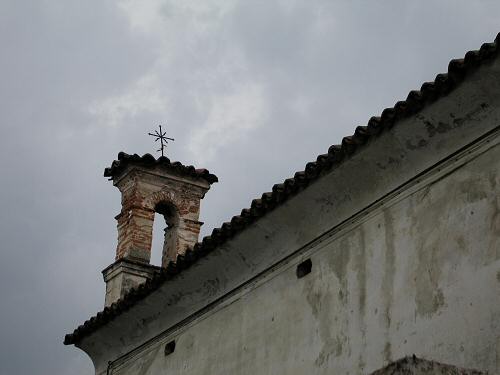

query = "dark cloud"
(0, 1), (498, 374)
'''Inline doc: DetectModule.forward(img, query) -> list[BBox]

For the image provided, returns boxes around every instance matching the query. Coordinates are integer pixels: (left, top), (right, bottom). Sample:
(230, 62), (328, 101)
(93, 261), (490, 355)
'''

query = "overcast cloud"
(0, 1), (499, 374)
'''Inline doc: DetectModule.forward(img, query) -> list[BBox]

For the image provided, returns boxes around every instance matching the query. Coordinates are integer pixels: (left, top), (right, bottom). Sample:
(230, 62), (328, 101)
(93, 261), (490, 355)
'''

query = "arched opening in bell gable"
(151, 201), (179, 267)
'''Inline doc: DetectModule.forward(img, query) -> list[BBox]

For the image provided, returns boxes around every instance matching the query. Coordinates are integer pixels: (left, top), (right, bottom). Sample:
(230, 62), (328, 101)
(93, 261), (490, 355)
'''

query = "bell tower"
(101, 152), (217, 306)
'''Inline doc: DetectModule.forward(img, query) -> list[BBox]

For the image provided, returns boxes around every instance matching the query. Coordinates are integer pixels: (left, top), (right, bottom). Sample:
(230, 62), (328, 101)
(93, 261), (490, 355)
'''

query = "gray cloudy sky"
(0, 1), (499, 374)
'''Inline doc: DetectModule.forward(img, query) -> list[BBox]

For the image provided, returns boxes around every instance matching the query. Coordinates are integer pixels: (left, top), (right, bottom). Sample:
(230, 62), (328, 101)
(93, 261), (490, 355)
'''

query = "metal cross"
(148, 125), (174, 157)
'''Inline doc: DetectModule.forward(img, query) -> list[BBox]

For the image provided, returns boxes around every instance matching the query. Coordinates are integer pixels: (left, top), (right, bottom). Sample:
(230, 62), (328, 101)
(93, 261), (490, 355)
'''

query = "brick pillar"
(115, 206), (155, 263)
(161, 218), (203, 267)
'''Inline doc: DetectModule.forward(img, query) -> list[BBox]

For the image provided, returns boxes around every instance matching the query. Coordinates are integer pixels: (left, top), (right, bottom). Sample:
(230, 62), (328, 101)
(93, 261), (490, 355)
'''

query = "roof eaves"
(64, 32), (500, 346)
(104, 152), (218, 185)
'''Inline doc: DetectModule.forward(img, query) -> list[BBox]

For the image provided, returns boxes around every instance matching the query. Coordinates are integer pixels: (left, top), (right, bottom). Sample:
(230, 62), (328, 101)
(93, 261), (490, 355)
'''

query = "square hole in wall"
(296, 258), (312, 279)
(164, 340), (176, 356)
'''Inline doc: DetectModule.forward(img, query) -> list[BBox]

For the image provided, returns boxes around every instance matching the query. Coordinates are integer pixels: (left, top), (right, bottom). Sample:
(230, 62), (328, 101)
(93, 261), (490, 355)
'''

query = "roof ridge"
(64, 32), (500, 346)
(104, 151), (218, 184)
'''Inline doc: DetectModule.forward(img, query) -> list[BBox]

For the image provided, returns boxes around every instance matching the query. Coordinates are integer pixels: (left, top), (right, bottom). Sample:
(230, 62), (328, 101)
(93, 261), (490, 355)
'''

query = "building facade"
(65, 34), (500, 375)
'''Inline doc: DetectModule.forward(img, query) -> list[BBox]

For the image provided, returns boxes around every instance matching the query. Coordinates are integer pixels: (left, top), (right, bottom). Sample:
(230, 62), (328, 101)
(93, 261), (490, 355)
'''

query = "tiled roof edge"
(369, 355), (485, 374)
(104, 152), (218, 185)
(64, 32), (500, 346)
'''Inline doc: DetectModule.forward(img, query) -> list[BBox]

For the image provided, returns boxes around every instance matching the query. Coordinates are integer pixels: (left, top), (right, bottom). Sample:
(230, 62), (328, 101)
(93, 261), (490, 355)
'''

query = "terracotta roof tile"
(104, 151), (218, 184)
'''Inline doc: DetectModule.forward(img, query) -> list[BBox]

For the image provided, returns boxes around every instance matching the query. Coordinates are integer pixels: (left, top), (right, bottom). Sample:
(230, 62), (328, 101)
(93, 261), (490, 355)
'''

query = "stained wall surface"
(109, 132), (500, 374)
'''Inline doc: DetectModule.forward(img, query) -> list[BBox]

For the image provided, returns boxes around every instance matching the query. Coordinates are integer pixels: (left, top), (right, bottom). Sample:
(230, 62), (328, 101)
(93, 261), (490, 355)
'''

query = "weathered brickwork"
(113, 166), (212, 267)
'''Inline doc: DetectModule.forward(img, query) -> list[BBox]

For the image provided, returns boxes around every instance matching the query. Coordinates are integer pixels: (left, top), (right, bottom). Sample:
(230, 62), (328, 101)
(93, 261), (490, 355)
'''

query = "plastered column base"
(102, 259), (161, 307)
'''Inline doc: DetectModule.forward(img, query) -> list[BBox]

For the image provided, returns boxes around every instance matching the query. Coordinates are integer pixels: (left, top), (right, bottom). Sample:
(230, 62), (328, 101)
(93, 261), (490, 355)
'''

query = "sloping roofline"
(64, 32), (500, 345)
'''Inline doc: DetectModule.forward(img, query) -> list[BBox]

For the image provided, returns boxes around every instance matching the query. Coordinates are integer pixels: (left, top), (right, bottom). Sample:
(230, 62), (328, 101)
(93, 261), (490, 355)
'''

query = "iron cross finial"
(148, 125), (174, 157)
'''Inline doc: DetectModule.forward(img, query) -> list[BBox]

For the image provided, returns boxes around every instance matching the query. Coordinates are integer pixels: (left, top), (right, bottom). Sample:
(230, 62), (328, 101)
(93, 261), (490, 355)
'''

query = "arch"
(154, 200), (180, 267)
(145, 190), (185, 266)
(145, 190), (179, 211)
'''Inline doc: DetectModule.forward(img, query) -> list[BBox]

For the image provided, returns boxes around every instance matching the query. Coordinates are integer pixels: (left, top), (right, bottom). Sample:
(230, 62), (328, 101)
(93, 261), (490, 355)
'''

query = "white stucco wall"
(109, 130), (500, 375)
(74, 55), (500, 375)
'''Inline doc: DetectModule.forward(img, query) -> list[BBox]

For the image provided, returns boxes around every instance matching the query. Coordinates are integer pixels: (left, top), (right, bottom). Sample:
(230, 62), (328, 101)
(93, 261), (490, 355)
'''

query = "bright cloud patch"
(188, 82), (268, 163)
(117, 0), (166, 35)
(88, 74), (168, 127)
